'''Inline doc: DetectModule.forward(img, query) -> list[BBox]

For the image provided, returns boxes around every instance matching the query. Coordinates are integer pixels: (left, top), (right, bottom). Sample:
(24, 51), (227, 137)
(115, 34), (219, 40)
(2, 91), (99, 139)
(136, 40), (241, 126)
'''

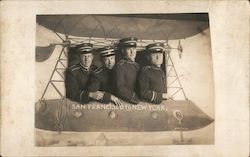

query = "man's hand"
(89, 91), (104, 100)
(111, 95), (123, 106)
(162, 93), (173, 100)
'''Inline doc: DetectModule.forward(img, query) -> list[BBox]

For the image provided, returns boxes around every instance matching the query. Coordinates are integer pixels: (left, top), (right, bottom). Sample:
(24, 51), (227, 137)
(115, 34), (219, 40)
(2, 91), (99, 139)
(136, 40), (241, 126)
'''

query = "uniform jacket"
(113, 58), (140, 104)
(138, 65), (167, 104)
(87, 67), (115, 103)
(65, 63), (97, 104)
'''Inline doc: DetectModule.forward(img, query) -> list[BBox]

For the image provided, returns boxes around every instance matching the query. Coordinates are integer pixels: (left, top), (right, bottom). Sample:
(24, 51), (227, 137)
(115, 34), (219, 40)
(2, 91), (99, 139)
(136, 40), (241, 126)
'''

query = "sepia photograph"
(1, 1), (249, 156)
(35, 13), (215, 146)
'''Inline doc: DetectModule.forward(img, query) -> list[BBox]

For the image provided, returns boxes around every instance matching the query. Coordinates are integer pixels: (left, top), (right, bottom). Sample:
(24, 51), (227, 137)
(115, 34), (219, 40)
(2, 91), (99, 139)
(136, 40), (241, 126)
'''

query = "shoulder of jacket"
(139, 66), (153, 76)
(90, 65), (98, 71)
(117, 59), (125, 66)
(141, 66), (151, 71)
(68, 64), (80, 72)
(92, 67), (104, 75)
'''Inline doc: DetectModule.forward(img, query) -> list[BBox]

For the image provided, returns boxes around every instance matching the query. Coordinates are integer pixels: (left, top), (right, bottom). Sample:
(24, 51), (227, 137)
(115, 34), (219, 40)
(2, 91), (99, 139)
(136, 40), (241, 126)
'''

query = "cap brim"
(79, 51), (93, 54)
(147, 50), (164, 54)
(101, 54), (115, 58)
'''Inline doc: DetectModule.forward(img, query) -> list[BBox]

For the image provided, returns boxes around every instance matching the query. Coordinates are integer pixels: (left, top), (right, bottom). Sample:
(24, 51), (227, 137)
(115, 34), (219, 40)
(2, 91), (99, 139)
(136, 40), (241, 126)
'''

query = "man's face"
(103, 55), (115, 69)
(80, 53), (93, 67)
(123, 47), (137, 61)
(149, 52), (163, 66)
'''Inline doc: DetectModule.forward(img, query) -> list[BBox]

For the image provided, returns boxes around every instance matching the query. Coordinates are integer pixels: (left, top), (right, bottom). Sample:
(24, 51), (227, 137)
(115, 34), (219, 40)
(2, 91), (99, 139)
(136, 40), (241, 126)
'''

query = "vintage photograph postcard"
(35, 13), (214, 146)
(0, 1), (249, 157)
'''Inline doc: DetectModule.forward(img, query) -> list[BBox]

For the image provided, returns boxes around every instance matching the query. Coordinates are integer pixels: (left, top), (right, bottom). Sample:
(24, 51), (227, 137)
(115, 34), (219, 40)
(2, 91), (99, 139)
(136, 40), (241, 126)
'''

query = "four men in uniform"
(65, 38), (170, 105)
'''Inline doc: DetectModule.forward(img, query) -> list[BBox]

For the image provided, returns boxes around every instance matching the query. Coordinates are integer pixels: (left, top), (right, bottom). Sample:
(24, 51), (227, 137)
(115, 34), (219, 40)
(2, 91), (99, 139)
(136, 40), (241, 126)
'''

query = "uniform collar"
(150, 64), (162, 70)
(79, 63), (90, 72)
(124, 57), (136, 64)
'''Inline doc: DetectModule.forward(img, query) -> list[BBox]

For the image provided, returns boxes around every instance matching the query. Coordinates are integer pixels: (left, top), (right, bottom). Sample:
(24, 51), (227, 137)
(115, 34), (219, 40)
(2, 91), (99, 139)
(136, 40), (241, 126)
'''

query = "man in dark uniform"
(138, 43), (170, 104)
(87, 46), (123, 106)
(65, 43), (104, 104)
(114, 37), (140, 104)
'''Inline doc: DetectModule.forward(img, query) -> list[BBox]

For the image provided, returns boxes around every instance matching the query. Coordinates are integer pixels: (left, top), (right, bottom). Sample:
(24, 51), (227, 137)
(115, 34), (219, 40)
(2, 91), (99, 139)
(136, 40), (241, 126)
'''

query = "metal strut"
(40, 45), (68, 100)
(166, 53), (187, 100)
